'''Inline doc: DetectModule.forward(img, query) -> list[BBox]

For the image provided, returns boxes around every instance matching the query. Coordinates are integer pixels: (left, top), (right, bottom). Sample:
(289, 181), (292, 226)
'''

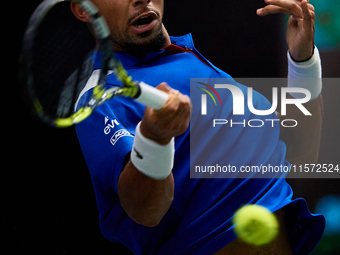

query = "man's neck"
(161, 24), (171, 49)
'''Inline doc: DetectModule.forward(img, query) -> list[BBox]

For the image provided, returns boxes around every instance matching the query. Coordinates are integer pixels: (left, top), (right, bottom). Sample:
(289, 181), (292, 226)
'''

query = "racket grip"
(136, 82), (169, 110)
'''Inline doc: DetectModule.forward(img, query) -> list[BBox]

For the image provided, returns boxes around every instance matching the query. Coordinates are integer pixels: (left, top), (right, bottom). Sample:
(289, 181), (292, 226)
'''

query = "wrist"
(131, 122), (175, 180)
(289, 45), (315, 63)
(287, 46), (322, 100)
(140, 120), (173, 145)
(287, 46), (322, 77)
(289, 43), (315, 62)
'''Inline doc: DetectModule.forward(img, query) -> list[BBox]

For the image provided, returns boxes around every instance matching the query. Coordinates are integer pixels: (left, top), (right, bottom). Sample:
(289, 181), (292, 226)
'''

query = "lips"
(130, 12), (158, 34)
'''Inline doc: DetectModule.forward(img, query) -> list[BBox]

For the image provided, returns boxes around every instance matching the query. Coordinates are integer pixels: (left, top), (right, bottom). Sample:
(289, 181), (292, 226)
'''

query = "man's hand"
(257, 0), (315, 61)
(140, 82), (192, 145)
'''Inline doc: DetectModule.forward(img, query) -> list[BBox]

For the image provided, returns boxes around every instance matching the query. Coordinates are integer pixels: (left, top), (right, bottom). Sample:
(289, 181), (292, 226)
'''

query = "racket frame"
(22, 0), (167, 128)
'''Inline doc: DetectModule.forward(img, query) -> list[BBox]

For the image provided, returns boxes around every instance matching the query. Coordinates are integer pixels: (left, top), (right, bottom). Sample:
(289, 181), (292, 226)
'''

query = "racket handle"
(136, 82), (169, 110)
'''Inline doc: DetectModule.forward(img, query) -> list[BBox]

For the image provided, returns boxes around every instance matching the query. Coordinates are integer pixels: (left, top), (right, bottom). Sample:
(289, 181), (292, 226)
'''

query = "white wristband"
(131, 122), (175, 180)
(287, 46), (322, 100)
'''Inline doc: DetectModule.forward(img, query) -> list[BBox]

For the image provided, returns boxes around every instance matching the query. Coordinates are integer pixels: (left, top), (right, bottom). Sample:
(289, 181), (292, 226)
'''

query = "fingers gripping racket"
(21, 0), (168, 128)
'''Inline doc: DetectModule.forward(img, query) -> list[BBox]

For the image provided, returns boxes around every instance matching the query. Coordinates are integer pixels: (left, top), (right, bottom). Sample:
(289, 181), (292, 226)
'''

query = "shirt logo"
(110, 129), (134, 146)
(104, 116), (120, 135)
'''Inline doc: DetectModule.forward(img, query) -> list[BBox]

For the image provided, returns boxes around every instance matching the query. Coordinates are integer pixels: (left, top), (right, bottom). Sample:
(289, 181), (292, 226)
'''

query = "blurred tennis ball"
(232, 204), (279, 246)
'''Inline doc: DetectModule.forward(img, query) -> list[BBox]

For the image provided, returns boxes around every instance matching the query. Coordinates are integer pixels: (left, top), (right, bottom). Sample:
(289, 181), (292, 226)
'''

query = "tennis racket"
(20, 0), (168, 128)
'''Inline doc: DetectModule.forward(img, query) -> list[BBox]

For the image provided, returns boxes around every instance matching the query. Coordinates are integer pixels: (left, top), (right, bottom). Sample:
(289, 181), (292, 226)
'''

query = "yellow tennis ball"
(232, 204), (279, 246)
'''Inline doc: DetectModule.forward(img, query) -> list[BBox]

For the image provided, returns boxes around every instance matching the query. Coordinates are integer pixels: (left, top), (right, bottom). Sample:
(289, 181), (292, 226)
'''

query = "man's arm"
(258, 0), (323, 164)
(118, 161), (175, 227)
(118, 83), (191, 227)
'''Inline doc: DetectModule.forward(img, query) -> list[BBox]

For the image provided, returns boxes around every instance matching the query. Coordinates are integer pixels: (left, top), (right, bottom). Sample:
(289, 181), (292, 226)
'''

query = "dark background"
(4, 0), (339, 254)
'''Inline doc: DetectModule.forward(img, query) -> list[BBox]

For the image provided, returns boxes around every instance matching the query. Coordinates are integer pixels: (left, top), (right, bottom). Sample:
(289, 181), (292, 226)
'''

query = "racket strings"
(30, 1), (95, 118)
(57, 58), (93, 117)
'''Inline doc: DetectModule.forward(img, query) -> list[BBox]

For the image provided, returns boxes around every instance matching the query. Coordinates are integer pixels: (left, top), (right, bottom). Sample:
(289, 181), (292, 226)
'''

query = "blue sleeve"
(75, 102), (135, 193)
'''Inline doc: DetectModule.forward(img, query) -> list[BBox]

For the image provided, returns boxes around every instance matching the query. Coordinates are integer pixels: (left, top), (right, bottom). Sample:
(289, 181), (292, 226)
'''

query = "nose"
(132, 0), (151, 7)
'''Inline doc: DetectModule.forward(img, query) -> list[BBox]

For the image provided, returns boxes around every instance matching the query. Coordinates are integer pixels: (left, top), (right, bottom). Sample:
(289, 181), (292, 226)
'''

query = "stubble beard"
(112, 23), (166, 57)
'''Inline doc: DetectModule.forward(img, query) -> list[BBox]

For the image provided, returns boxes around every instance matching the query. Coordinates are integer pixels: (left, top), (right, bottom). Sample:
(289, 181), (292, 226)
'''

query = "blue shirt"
(75, 34), (325, 255)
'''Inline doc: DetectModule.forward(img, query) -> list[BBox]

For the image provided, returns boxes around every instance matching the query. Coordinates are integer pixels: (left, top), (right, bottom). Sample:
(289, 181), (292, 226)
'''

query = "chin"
(127, 28), (166, 55)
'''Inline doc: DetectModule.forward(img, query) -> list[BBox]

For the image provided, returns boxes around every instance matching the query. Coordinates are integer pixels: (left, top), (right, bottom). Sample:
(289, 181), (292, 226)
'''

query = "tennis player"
(72, 0), (325, 254)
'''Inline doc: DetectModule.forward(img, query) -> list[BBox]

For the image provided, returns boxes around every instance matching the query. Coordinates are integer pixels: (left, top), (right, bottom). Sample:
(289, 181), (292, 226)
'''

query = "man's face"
(91, 0), (166, 55)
